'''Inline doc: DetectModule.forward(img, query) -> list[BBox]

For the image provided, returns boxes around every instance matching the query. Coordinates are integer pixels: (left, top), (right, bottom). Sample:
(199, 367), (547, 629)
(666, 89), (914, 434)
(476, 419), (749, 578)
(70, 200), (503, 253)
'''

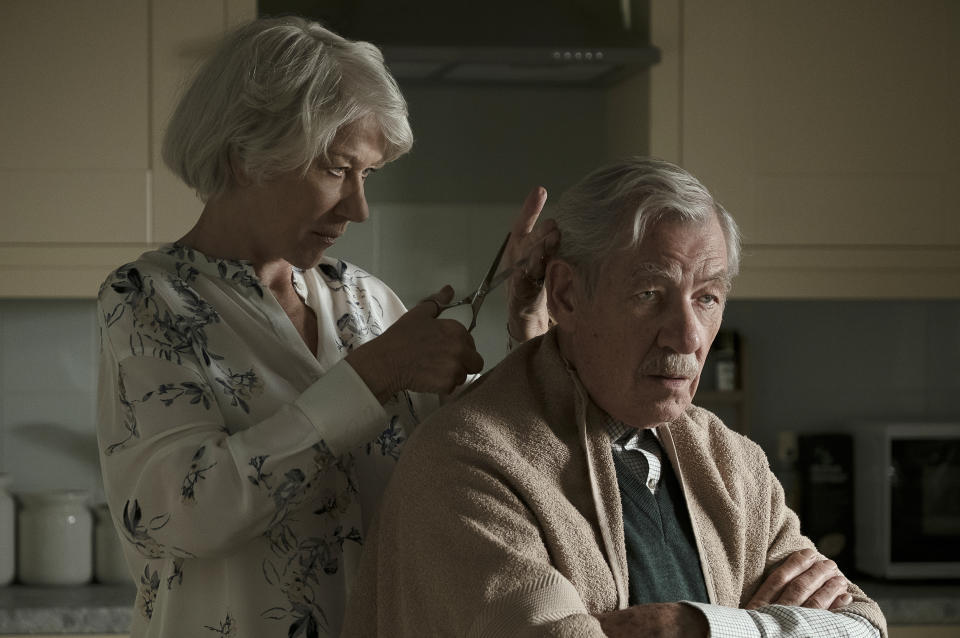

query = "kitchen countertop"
(858, 578), (960, 626)
(0, 584), (134, 635)
(0, 580), (957, 634)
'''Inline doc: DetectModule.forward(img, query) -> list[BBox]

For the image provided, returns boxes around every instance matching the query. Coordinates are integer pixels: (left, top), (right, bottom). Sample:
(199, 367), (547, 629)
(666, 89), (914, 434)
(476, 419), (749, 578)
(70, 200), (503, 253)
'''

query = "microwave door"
(890, 440), (960, 564)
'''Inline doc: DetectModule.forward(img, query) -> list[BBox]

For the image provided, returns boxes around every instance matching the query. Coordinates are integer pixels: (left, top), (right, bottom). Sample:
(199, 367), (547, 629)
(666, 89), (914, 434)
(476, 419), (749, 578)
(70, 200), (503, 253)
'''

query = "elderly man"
(342, 158), (886, 637)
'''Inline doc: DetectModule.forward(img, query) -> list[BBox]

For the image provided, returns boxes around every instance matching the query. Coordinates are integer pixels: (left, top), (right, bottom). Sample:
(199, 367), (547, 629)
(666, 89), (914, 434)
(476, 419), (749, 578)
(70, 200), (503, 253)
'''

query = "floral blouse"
(96, 243), (436, 637)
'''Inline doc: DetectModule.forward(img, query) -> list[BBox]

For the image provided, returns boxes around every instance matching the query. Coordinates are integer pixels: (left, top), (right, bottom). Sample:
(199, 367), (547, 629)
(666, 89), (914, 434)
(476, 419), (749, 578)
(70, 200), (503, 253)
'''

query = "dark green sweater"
(612, 450), (710, 605)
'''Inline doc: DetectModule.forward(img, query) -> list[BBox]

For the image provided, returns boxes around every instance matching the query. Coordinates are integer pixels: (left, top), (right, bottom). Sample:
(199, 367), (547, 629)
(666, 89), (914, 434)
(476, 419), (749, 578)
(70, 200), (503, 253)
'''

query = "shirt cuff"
(294, 359), (389, 456)
(683, 601), (761, 638)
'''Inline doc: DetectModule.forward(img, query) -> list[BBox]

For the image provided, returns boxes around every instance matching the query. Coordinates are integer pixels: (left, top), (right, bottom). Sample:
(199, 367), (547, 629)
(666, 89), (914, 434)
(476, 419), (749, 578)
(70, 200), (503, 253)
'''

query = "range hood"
(259, 0), (660, 87)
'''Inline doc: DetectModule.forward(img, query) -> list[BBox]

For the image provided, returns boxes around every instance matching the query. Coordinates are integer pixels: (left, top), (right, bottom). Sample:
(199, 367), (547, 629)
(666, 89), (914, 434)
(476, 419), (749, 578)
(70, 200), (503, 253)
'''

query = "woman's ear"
(545, 259), (581, 328)
(227, 149), (251, 187)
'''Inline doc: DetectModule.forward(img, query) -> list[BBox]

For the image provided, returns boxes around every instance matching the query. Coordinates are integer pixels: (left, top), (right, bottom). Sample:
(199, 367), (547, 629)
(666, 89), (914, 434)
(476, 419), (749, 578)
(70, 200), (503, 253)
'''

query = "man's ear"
(546, 259), (581, 327)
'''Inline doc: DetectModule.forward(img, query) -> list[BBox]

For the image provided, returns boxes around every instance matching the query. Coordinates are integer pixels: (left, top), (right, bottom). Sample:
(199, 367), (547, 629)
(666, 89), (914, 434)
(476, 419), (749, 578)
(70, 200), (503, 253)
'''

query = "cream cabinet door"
(0, 0), (255, 298)
(0, 0), (150, 244)
(150, 0), (256, 243)
(650, 0), (960, 298)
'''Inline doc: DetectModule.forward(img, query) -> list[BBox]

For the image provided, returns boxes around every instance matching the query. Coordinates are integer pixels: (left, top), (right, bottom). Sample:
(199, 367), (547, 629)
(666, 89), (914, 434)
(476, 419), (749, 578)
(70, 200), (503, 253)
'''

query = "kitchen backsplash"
(0, 299), (100, 496)
(721, 299), (960, 456)
(1, 218), (958, 495)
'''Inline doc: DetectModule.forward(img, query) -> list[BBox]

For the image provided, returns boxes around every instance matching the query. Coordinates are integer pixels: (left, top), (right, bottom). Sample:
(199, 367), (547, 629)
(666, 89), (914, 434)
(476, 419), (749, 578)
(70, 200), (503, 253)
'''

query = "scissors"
(436, 232), (513, 332)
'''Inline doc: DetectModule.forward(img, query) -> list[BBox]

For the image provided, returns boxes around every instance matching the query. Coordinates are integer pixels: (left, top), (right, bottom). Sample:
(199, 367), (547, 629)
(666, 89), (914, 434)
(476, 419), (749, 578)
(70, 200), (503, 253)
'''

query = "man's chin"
(613, 398), (690, 429)
(647, 394), (693, 425)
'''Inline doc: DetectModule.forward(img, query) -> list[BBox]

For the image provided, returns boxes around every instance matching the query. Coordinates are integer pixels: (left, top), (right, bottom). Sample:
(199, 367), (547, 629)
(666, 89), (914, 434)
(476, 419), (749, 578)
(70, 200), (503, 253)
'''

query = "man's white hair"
(552, 157), (741, 290)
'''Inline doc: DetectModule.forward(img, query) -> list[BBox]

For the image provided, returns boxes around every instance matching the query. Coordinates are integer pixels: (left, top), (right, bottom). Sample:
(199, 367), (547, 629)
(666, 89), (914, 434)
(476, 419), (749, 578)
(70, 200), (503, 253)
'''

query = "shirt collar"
(603, 414), (659, 445)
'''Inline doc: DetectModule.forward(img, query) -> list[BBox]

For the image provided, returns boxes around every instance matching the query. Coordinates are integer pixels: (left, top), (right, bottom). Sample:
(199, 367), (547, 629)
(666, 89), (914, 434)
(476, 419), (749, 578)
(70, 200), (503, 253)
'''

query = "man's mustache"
(639, 353), (700, 379)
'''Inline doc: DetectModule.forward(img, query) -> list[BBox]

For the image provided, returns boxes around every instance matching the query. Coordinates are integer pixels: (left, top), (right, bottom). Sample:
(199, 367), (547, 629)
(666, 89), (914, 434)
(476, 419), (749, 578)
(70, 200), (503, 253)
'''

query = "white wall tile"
(721, 300), (960, 457)
(372, 202), (521, 371)
(376, 203), (473, 305)
(0, 300), (97, 394)
(0, 300), (99, 494)
(2, 390), (100, 495)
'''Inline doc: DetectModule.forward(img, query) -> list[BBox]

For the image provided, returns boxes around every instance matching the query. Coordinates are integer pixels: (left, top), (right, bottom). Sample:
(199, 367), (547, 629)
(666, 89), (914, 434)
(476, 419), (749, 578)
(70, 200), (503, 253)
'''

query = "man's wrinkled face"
(558, 215), (730, 428)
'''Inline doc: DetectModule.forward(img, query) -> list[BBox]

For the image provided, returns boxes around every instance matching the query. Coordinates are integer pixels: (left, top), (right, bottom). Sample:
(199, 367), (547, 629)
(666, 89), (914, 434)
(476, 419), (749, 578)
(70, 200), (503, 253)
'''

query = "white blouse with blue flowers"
(96, 243), (436, 638)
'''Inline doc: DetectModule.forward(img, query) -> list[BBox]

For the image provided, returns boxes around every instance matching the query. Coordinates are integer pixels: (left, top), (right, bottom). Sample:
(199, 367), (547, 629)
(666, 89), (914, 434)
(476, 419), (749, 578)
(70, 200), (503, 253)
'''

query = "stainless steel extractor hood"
(259, 0), (660, 87)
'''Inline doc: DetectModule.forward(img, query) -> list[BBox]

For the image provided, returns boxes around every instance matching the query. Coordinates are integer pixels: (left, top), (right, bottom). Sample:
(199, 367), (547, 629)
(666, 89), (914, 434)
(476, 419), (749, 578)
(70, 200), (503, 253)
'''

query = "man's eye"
(699, 294), (721, 307)
(635, 290), (658, 302)
(327, 167), (346, 178)
(361, 167), (378, 180)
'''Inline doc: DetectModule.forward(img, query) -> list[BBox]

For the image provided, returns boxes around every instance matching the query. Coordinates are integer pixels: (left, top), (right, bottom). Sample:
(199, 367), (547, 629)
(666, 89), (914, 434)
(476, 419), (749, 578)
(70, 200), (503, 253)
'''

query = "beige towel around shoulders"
(342, 330), (886, 637)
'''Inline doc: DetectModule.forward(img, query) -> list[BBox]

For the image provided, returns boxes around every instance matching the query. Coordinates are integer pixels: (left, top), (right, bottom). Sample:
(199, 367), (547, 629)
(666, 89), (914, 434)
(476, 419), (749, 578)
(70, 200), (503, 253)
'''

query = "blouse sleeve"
(96, 270), (389, 561)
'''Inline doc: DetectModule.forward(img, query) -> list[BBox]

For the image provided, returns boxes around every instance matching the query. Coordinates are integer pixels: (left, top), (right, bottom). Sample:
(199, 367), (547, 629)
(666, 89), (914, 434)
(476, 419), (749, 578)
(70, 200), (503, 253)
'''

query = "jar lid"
(18, 489), (91, 506)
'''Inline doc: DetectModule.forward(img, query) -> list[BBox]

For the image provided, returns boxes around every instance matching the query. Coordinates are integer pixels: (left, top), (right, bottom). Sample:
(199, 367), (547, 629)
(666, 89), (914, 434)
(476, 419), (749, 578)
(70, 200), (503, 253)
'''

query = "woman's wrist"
(345, 345), (398, 405)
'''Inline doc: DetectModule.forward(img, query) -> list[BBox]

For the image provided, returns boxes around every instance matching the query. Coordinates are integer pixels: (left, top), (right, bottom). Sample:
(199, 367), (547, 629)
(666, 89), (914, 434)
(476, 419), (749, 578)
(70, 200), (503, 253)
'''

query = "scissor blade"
(478, 233), (511, 294)
(484, 266), (514, 294)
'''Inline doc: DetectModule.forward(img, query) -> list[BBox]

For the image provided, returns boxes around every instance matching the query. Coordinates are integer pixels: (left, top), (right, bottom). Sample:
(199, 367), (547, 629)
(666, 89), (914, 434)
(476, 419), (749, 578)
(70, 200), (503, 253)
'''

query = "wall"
(723, 299), (960, 457)
(0, 300), (101, 497)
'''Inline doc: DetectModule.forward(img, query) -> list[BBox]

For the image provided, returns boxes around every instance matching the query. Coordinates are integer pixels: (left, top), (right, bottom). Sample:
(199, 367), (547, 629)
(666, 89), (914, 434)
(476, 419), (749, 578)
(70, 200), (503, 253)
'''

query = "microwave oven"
(853, 422), (960, 579)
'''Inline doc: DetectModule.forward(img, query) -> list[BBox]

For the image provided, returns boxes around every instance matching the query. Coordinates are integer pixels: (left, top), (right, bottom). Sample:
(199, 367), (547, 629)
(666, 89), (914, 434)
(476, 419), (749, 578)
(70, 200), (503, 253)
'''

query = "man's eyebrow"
(631, 262), (678, 280)
(630, 263), (733, 291)
(704, 270), (734, 292)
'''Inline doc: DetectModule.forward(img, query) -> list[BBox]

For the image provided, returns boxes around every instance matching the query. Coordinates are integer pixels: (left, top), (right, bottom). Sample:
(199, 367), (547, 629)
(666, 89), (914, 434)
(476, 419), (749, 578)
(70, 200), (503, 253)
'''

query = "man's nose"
(658, 300), (702, 354)
(338, 179), (370, 223)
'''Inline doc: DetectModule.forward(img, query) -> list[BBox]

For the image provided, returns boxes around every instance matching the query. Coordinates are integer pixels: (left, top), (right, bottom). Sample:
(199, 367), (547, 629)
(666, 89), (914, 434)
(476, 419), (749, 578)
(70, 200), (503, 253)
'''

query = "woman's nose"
(338, 180), (370, 223)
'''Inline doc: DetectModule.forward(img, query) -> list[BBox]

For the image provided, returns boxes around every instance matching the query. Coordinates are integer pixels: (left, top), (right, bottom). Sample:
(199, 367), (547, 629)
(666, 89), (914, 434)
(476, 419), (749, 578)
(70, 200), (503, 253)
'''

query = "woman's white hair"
(162, 16), (413, 201)
(553, 157), (741, 290)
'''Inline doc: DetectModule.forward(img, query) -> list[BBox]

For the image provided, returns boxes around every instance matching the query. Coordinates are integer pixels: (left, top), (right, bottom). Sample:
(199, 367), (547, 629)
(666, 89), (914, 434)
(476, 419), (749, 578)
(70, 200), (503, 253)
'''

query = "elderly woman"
(96, 16), (555, 638)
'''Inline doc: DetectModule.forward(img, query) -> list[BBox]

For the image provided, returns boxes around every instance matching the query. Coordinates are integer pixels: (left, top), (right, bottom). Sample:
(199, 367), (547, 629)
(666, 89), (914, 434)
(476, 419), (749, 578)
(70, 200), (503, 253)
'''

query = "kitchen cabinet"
(0, 0), (256, 298)
(649, 0), (960, 299)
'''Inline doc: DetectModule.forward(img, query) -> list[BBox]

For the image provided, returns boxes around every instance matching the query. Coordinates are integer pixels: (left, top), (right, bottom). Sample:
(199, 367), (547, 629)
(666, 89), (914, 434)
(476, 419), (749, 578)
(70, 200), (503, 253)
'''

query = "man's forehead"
(619, 215), (728, 276)
(625, 258), (729, 284)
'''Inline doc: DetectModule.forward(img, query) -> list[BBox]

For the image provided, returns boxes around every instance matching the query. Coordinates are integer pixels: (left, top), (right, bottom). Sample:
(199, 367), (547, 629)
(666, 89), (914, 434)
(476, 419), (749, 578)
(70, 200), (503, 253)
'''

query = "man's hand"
(503, 186), (560, 342)
(747, 548), (852, 610)
(345, 285), (484, 402)
(594, 602), (709, 638)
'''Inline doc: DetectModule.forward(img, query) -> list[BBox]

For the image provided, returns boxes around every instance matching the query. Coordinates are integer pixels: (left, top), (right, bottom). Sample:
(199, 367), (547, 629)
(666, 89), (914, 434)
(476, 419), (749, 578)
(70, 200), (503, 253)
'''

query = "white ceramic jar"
(93, 503), (130, 584)
(0, 474), (14, 586)
(17, 490), (93, 586)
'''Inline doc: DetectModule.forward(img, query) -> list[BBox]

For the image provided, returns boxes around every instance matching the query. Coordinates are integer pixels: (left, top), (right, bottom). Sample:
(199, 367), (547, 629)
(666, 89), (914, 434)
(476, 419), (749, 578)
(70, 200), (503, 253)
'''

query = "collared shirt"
(604, 416), (880, 638)
(606, 418), (662, 494)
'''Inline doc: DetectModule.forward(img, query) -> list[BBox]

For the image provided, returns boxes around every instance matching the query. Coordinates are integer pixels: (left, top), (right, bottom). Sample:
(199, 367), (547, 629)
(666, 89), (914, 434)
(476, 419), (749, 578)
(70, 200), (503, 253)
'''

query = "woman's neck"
(178, 194), (291, 292)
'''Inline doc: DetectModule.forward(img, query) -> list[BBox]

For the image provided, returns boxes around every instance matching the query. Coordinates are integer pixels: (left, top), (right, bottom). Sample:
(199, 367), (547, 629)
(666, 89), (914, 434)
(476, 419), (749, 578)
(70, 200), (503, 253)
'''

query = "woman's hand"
(345, 286), (485, 403)
(503, 186), (560, 342)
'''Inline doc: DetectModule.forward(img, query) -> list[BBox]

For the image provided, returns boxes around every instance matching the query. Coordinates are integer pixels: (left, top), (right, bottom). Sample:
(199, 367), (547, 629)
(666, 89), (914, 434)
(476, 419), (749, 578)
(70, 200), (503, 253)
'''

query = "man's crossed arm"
(596, 549), (873, 638)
